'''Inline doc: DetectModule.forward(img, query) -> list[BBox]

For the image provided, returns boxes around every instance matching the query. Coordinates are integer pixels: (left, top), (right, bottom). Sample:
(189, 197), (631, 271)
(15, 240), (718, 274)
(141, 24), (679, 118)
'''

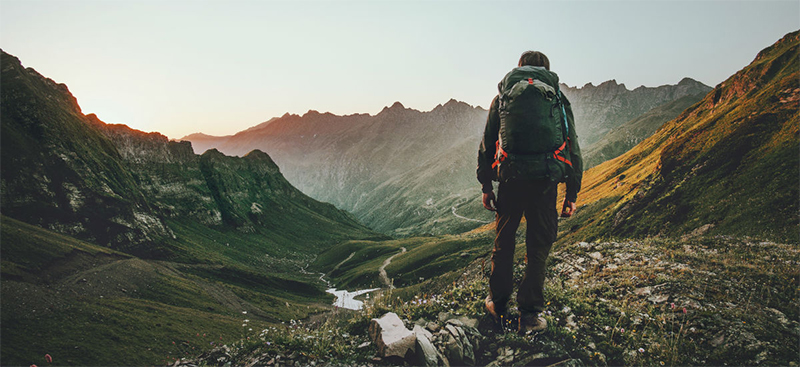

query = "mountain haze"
(185, 80), (710, 237)
(583, 92), (709, 168)
(563, 77), (712, 148)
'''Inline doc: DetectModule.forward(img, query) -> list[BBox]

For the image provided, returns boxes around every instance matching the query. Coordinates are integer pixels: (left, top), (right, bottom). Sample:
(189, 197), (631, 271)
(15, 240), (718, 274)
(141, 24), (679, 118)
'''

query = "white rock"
(369, 312), (416, 358)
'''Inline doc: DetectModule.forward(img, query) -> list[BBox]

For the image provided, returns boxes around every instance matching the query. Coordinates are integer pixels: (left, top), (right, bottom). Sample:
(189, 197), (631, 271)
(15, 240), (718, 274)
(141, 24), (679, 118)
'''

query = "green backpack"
(493, 65), (572, 182)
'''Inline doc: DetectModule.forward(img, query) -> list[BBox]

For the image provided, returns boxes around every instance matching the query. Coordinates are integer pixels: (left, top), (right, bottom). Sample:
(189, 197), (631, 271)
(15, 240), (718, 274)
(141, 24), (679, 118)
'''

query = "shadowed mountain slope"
(0, 49), (384, 366)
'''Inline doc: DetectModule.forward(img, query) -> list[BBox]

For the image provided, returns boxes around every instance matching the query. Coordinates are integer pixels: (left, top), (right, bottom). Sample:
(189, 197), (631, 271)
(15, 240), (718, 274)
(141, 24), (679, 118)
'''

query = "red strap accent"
(492, 140), (508, 169)
(553, 141), (573, 166)
(528, 78), (534, 84)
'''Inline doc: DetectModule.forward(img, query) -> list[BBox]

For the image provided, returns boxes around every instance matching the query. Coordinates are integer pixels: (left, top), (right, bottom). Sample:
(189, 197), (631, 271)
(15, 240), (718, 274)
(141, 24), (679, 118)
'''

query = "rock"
(414, 324), (434, 340)
(589, 251), (603, 260)
(449, 316), (479, 329)
(647, 294), (669, 304)
(357, 341), (371, 349)
(369, 312), (416, 358)
(566, 314), (577, 330)
(460, 252), (470, 258)
(426, 321), (441, 333)
(438, 312), (452, 322)
(711, 333), (725, 347)
(414, 325), (439, 367)
(445, 324), (475, 365)
(634, 287), (652, 296)
(442, 329), (463, 365)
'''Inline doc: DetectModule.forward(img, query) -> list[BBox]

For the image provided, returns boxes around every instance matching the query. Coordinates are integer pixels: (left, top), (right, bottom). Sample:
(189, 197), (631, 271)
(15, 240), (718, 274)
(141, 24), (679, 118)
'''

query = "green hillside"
(0, 50), (385, 366)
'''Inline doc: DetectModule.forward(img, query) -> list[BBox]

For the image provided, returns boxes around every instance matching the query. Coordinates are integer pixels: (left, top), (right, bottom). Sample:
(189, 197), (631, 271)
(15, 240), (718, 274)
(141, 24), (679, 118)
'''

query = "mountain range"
(1, 29), (797, 366)
(183, 79), (711, 237)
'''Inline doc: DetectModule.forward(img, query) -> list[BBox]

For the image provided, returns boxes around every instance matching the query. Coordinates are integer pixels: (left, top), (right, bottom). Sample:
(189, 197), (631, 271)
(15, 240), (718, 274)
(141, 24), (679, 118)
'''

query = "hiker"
(476, 51), (583, 333)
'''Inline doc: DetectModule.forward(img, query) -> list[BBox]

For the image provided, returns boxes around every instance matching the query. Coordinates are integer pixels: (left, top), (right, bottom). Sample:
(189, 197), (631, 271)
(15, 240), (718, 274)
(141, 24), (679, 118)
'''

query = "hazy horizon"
(1, 0), (798, 139)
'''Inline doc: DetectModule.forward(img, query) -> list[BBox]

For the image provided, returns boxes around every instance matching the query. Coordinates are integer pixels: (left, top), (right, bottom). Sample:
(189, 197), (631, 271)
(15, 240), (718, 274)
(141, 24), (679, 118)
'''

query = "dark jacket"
(477, 94), (583, 202)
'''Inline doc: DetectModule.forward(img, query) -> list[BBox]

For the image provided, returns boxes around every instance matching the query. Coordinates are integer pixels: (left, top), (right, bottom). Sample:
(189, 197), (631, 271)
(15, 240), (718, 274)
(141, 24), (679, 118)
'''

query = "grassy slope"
(0, 216), (336, 366)
(557, 30), (799, 245)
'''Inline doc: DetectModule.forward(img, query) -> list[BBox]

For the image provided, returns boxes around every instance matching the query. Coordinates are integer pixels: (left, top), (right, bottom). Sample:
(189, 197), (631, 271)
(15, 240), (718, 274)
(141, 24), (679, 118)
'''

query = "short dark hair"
(518, 51), (550, 70)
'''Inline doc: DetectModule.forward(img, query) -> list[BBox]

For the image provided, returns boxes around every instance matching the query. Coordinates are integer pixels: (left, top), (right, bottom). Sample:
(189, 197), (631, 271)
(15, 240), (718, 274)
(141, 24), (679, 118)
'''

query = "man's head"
(518, 51), (550, 70)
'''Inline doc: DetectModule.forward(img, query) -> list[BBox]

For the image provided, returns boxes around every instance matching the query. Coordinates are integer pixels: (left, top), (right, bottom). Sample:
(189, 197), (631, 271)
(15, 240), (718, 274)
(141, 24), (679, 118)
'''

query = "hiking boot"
(518, 312), (547, 334)
(485, 296), (506, 324)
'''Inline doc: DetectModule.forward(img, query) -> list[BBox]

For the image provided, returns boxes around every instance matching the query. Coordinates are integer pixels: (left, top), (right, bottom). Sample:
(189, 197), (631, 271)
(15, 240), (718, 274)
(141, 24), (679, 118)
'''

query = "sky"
(1, 1), (798, 139)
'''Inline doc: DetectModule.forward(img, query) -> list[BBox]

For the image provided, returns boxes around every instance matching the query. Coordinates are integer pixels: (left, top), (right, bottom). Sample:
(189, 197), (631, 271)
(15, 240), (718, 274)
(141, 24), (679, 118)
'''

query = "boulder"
(413, 325), (439, 367)
(369, 312), (416, 358)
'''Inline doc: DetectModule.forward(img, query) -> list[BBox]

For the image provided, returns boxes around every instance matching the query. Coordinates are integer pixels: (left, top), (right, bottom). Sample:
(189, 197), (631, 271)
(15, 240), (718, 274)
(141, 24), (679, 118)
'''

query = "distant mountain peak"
(378, 101), (407, 115)
(678, 77), (702, 86)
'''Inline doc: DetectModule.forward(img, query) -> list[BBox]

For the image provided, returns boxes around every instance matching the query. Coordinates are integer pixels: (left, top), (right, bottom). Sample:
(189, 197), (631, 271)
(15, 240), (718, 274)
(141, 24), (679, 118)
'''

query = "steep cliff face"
(561, 77), (713, 148)
(0, 51), (173, 254)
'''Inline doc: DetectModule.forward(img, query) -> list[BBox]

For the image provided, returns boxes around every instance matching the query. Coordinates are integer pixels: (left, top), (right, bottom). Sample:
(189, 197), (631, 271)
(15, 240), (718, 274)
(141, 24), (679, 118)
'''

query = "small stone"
(711, 333), (725, 347)
(589, 252), (603, 260)
(634, 287), (652, 296)
(647, 294), (669, 304)
(426, 322), (441, 333)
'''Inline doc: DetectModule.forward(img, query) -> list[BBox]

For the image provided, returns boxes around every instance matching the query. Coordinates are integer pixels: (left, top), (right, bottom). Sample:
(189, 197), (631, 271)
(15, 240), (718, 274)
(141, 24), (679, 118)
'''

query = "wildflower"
(242, 311), (247, 314)
(620, 328), (625, 333)
(682, 308), (687, 314)
(45, 354), (52, 363)
(638, 348), (645, 353)
(670, 303), (675, 309)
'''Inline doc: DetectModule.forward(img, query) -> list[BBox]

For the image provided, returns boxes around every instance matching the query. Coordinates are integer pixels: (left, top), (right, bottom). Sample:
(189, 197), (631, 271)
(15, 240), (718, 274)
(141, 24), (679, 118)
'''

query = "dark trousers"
(489, 179), (558, 314)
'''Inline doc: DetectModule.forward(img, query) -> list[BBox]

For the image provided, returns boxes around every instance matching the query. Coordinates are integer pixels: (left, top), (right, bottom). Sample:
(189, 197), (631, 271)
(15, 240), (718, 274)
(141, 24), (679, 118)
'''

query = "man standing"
(477, 51), (583, 333)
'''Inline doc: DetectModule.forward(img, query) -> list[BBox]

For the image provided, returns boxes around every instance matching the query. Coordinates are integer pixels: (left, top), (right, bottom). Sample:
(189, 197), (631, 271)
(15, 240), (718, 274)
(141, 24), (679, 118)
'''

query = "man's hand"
(561, 199), (576, 217)
(482, 192), (497, 211)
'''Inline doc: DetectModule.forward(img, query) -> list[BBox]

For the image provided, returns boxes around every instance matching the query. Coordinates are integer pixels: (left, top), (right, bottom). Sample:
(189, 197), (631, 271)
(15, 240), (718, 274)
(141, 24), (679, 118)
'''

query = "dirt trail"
(451, 206), (492, 224)
(379, 247), (406, 289)
(331, 252), (355, 273)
